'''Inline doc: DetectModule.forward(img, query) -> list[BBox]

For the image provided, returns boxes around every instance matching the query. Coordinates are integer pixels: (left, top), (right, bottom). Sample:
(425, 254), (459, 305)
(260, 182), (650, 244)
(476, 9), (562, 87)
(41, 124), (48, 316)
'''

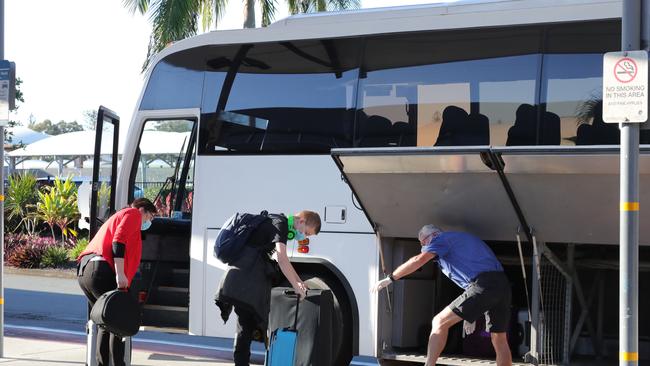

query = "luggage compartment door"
(495, 146), (650, 245)
(331, 147), (520, 241)
(333, 146), (650, 245)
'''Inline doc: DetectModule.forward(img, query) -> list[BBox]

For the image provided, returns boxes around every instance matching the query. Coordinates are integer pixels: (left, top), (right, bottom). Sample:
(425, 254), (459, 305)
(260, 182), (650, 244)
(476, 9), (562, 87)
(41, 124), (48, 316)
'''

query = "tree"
(5, 77), (25, 145)
(29, 119), (84, 135)
(124, 0), (360, 71)
(82, 109), (98, 130)
(151, 120), (193, 132)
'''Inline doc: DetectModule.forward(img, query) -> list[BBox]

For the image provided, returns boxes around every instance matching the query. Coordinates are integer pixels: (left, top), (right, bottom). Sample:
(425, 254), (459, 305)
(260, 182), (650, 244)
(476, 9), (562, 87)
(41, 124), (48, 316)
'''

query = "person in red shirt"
(77, 198), (156, 366)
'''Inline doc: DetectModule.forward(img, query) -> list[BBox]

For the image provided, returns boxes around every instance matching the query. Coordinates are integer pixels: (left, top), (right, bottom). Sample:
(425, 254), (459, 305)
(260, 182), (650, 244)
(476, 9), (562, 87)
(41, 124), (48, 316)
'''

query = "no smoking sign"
(603, 50), (648, 123)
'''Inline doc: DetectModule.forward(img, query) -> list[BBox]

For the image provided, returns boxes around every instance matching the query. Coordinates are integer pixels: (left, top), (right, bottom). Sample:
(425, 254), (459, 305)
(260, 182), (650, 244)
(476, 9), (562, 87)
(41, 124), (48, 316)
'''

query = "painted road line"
(4, 324), (263, 357)
(5, 324), (378, 365)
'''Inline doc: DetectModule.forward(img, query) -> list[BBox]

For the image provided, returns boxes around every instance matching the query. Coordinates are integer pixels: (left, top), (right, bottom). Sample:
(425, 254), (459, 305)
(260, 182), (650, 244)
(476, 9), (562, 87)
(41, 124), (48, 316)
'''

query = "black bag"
(269, 287), (334, 366)
(90, 289), (141, 337)
(214, 211), (268, 264)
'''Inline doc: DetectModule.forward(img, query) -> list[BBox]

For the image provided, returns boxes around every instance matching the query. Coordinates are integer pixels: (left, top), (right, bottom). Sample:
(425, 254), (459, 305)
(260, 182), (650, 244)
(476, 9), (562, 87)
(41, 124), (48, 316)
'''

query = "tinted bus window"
(358, 28), (542, 147)
(541, 21), (620, 145)
(199, 39), (361, 154)
(140, 58), (204, 110)
(541, 54), (615, 145)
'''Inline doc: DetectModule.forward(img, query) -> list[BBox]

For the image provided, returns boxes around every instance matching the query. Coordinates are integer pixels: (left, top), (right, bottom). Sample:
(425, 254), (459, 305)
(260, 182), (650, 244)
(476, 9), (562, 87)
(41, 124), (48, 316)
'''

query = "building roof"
(7, 130), (191, 157)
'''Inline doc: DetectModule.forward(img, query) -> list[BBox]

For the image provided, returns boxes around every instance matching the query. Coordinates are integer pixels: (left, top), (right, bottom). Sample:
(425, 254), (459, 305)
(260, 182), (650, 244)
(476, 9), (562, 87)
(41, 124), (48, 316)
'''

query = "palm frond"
(200, 1), (214, 32)
(576, 95), (603, 125)
(291, 0), (359, 14)
(260, 0), (279, 27)
(209, 0), (229, 30)
(287, 0), (301, 14)
(123, 0), (150, 14)
(142, 0), (202, 71)
(327, 0), (360, 11)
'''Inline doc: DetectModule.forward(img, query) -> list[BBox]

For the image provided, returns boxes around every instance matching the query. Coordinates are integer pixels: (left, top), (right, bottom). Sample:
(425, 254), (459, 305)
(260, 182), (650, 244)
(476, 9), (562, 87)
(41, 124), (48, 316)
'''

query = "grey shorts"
(449, 271), (512, 333)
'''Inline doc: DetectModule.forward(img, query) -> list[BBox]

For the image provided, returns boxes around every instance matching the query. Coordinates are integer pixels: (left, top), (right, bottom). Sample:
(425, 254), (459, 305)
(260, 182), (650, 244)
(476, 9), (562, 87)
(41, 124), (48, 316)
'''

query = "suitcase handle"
(283, 289), (303, 331)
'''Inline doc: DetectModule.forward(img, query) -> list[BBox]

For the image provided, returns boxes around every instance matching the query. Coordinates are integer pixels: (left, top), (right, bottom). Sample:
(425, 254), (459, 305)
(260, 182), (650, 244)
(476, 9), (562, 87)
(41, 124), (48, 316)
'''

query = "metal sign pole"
(620, 1), (641, 365)
(0, 0), (5, 358)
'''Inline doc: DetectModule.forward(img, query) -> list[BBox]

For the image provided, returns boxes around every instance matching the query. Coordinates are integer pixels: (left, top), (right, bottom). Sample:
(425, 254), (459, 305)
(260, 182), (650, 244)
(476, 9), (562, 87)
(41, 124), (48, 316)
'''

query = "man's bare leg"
(491, 332), (512, 366)
(424, 307), (463, 366)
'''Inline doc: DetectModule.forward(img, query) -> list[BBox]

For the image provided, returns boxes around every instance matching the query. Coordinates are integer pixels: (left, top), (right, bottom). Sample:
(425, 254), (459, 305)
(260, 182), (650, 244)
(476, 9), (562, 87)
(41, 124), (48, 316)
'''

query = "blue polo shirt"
(421, 231), (503, 289)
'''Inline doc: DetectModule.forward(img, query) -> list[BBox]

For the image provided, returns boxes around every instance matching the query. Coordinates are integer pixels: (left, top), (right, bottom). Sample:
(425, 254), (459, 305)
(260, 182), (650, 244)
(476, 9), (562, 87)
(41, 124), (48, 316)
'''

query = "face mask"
(287, 215), (306, 241)
(294, 228), (306, 242)
(141, 220), (152, 231)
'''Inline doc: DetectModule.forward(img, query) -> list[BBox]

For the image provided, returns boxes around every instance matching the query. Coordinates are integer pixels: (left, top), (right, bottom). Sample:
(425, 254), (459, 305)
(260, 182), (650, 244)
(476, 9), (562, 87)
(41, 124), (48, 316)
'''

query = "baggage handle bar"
(283, 289), (302, 331)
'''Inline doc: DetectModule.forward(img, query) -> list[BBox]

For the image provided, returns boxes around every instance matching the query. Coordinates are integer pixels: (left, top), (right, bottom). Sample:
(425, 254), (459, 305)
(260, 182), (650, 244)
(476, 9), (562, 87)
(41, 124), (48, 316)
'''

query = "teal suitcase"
(266, 290), (300, 366)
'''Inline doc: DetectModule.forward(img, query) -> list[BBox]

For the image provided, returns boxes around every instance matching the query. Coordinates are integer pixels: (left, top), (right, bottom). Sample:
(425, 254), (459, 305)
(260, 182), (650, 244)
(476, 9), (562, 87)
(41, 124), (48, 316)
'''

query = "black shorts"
(449, 271), (511, 333)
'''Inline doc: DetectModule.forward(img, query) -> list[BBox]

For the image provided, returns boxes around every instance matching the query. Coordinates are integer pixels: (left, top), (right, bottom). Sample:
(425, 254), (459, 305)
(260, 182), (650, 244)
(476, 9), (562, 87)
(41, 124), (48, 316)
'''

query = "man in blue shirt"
(372, 225), (512, 366)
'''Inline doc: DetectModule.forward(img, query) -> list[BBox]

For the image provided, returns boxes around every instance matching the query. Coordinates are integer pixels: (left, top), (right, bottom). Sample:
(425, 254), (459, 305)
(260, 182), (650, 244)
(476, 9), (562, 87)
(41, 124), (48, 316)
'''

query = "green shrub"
(41, 245), (70, 268)
(37, 176), (79, 243)
(5, 173), (40, 234)
(68, 237), (89, 261)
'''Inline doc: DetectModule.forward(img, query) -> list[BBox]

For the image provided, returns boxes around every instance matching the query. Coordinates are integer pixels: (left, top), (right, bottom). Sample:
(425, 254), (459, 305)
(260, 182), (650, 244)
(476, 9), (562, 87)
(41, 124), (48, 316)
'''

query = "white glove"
(463, 320), (476, 337)
(371, 276), (393, 293)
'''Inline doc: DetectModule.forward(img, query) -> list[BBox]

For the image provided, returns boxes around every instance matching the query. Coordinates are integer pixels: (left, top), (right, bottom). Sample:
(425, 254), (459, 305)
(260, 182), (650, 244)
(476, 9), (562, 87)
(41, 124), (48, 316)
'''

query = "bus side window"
(358, 29), (540, 147)
(132, 119), (196, 218)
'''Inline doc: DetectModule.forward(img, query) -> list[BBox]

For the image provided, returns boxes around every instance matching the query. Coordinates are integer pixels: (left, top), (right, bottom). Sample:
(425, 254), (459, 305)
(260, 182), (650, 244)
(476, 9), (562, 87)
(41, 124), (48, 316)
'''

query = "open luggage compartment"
(332, 146), (650, 365)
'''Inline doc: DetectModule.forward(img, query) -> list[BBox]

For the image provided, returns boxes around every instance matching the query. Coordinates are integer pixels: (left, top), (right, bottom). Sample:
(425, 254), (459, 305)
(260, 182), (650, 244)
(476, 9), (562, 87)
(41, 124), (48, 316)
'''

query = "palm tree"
(123, 0), (360, 71)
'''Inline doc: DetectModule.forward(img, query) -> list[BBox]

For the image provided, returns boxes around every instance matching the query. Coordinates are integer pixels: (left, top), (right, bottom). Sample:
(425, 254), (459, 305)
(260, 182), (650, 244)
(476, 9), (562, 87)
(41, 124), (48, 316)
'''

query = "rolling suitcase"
(266, 290), (300, 366)
(268, 287), (334, 366)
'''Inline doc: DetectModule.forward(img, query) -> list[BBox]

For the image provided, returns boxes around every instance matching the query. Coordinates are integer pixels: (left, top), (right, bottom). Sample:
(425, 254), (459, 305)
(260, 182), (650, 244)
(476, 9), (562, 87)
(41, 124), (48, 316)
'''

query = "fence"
(529, 238), (573, 365)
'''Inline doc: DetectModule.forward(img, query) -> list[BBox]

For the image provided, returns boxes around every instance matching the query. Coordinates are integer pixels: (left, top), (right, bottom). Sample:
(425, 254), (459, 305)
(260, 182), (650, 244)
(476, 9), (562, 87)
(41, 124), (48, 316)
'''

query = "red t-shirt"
(79, 207), (143, 286)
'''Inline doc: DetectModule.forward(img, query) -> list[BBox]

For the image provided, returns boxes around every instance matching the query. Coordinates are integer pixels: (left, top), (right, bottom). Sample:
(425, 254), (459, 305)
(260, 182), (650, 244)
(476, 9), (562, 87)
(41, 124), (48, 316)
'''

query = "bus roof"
(148, 0), (620, 75)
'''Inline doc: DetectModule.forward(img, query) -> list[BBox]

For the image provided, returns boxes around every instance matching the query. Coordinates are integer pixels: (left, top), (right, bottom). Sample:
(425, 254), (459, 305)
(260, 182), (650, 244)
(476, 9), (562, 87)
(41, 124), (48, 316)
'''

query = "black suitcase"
(90, 289), (141, 337)
(268, 287), (334, 366)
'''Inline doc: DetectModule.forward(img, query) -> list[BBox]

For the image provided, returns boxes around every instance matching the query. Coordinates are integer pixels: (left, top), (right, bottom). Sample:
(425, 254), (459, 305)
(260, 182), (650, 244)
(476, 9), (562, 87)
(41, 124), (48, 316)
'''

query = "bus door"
(89, 106), (120, 238)
(127, 109), (199, 332)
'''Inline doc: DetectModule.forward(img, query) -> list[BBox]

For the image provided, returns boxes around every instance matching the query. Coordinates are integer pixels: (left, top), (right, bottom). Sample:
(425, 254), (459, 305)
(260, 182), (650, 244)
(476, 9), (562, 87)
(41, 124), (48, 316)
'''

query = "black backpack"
(214, 211), (269, 264)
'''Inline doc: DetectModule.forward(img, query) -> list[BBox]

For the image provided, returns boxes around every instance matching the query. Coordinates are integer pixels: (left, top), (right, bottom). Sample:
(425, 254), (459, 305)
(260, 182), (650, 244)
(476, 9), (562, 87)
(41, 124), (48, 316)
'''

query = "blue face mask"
(294, 229), (306, 242)
(141, 220), (152, 231)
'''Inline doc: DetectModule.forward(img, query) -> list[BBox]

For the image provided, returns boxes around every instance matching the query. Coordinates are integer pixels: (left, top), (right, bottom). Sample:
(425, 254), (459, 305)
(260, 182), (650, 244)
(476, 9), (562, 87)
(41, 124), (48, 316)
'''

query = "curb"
(4, 265), (77, 279)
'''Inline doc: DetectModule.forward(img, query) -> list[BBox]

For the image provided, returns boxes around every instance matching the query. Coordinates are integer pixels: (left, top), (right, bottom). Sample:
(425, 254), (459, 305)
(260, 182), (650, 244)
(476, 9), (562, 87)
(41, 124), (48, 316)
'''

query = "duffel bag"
(90, 289), (141, 337)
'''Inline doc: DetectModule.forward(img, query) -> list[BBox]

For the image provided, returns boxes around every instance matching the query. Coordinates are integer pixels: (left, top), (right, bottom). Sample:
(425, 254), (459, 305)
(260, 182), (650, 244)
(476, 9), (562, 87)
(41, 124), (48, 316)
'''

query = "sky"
(5, 0), (443, 132)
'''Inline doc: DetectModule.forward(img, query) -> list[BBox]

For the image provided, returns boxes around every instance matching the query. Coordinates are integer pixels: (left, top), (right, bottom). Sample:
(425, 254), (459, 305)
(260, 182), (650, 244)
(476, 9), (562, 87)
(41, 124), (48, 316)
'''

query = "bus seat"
(357, 114), (393, 147)
(506, 104), (537, 146)
(466, 113), (490, 145)
(391, 121), (416, 146)
(540, 111), (561, 145)
(434, 105), (477, 146)
(256, 107), (353, 152)
(576, 101), (619, 145)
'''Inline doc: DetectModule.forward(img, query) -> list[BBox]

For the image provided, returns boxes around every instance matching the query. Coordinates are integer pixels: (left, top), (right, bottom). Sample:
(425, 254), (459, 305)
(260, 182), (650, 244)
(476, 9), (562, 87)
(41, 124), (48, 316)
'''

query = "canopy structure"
(5, 126), (50, 148)
(5, 130), (191, 176)
(14, 159), (60, 170)
(7, 130), (190, 157)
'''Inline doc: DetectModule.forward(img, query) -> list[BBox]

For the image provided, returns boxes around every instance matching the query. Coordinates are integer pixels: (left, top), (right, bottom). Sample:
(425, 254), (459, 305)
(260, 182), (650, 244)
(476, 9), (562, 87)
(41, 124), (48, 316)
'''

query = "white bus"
(86, 0), (650, 364)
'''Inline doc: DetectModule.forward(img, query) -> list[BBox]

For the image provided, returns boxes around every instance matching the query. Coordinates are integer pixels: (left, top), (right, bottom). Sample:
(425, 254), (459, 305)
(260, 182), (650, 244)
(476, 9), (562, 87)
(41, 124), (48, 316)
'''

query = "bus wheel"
(302, 275), (352, 366)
